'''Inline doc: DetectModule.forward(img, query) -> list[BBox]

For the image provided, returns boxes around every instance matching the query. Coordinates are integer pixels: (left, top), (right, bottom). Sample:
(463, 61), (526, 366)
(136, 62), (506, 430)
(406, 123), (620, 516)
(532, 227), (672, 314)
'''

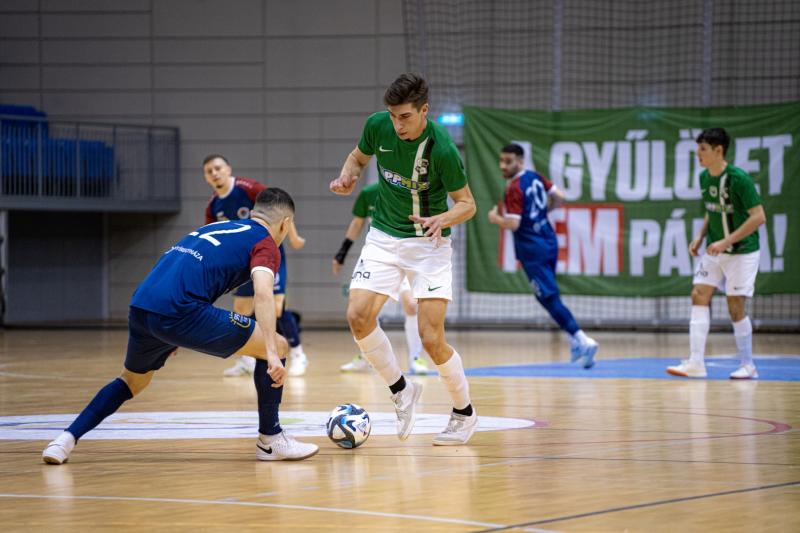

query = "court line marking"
(470, 480), (800, 532)
(0, 493), (548, 531)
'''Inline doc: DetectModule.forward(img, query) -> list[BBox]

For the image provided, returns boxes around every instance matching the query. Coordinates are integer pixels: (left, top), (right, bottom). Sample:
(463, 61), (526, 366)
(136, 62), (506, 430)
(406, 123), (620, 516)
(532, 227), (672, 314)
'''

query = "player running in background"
(42, 188), (319, 464)
(203, 154), (310, 377)
(667, 128), (766, 379)
(488, 144), (598, 368)
(333, 182), (432, 375)
(330, 73), (478, 445)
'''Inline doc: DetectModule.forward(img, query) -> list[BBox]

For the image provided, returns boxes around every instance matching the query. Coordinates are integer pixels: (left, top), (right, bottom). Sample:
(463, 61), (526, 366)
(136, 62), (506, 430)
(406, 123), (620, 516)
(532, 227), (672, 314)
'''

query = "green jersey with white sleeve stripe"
(357, 112), (467, 238)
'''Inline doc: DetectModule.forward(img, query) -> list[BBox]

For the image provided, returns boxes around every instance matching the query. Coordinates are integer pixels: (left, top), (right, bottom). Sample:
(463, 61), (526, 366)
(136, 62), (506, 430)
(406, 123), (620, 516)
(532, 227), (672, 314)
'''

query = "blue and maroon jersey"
(131, 219), (281, 317)
(503, 170), (557, 263)
(205, 177), (266, 224)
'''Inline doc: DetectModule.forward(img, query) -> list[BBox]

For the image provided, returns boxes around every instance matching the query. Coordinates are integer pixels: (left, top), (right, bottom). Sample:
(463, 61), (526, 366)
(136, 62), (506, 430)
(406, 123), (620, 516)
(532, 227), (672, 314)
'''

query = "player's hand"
(409, 214), (445, 246)
(487, 206), (502, 225)
(332, 259), (342, 276)
(688, 237), (703, 257)
(266, 354), (286, 388)
(329, 174), (358, 195)
(706, 238), (730, 256)
(290, 235), (306, 249)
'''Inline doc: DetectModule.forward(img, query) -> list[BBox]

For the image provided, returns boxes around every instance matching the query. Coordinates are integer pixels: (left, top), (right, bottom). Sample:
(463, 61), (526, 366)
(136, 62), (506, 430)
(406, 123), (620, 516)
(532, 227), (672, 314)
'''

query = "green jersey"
(357, 111), (468, 238)
(352, 182), (379, 219)
(700, 164), (762, 254)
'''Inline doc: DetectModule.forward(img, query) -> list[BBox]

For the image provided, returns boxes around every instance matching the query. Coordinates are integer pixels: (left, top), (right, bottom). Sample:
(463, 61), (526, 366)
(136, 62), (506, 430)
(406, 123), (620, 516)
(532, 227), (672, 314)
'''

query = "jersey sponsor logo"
(414, 158), (429, 176)
(237, 206), (251, 219)
(167, 245), (204, 261)
(381, 168), (429, 191)
(351, 260), (371, 280)
(709, 185), (718, 197)
(705, 202), (734, 214)
(378, 145), (392, 152)
(215, 211), (228, 221)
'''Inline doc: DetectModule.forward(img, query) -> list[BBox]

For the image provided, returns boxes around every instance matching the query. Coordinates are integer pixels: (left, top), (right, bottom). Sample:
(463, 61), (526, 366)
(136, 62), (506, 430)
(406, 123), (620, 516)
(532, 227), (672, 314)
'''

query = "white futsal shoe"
(42, 431), (76, 465)
(287, 348), (308, 377)
(340, 355), (371, 373)
(391, 381), (423, 440)
(256, 431), (318, 461)
(223, 355), (256, 377)
(730, 363), (758, 380)
(433, 410), (478, 446)
(666, 359), (708, 378)
(409, 357), (432, 375)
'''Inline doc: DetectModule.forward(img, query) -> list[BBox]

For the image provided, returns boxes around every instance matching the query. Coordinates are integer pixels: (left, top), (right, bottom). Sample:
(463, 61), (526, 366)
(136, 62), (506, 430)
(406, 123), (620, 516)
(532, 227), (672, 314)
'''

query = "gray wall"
(0, 0), (405, 325)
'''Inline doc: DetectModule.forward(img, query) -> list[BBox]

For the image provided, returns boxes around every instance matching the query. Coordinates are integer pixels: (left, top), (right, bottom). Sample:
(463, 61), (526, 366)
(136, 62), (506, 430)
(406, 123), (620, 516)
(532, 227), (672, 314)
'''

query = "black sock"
(453, 404), (473, 417)
(389, 375), (406, 395)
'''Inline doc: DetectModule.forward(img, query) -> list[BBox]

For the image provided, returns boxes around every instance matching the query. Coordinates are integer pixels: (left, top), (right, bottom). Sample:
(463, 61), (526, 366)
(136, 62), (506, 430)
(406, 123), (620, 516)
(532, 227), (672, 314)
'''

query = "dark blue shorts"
(125, 305), (255, 374)
(232, 248), (287, 297)
(520, 254), (560, 300)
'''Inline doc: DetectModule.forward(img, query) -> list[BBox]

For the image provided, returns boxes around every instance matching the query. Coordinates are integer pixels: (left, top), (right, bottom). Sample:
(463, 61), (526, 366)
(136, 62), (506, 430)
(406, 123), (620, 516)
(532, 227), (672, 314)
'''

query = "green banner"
(464, 102), (800, 296)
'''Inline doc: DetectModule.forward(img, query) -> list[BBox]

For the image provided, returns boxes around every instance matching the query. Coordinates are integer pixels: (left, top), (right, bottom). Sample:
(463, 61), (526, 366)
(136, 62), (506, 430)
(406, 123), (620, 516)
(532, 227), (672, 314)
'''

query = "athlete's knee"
(418, 322), (444, 355)
(691, 285), (712, 305)
(726, 296), (746, 322)
(346, 304), (374, 336)
(120, 368), (153, 396)
(276, 334), (289, 357)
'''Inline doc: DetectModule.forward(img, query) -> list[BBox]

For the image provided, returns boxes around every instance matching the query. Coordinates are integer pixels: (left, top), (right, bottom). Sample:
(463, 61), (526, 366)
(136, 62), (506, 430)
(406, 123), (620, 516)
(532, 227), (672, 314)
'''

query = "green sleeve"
(357, 113), (380, 156)
(352, 188), (370, 217)
(436, 143), (468, 192)
(733, 171), (763, 211)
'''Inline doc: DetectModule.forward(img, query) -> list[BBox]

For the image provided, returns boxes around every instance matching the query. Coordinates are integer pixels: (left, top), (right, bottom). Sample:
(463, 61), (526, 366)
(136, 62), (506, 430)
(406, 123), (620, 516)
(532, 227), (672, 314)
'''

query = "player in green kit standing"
(667, 128), (766, 380)
(329, 73), (478, 445)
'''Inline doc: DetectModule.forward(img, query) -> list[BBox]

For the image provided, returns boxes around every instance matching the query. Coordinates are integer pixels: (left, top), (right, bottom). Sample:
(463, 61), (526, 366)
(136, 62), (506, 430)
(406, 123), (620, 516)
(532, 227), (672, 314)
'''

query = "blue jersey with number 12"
(131, 219), (281, 318)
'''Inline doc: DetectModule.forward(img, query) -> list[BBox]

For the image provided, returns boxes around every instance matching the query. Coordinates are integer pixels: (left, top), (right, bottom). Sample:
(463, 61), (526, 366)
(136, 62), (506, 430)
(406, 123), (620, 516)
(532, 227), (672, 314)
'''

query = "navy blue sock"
(254, 358), (285, 436)
(276, 311), (300, 348)
(537, 294), (580, 335)
(67, 378), (133, 441)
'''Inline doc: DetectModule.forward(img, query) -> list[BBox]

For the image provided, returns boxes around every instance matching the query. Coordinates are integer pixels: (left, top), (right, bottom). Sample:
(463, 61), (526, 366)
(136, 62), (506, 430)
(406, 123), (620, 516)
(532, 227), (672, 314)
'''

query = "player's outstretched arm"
(707, 205), (766, 256)
(252, 270), (286, 388)
(332, 216), (366, 275)
(409, 184), (476, 240)
(287, 221), (306, 249)
(330, 147), (371, 195)
(487, 206), (521, 231)
(547, 186), (566, 210)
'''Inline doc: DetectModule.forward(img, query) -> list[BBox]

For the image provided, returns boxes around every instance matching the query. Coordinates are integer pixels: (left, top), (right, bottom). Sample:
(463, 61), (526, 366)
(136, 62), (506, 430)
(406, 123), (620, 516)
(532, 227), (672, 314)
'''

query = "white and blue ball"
(326, 403), (371, 449)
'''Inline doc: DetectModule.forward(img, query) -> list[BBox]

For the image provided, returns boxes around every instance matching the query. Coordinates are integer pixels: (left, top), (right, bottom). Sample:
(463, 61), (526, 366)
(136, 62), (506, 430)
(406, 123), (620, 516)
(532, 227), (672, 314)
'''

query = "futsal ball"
(326, 403), (371, 449)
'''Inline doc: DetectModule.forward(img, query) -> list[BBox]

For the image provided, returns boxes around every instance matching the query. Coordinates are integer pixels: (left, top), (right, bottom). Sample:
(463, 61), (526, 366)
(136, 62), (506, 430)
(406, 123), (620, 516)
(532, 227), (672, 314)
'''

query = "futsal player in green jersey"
(330, 73), (478, 445)
(333, 182), (433, 375)
(667, 128), (766, 380)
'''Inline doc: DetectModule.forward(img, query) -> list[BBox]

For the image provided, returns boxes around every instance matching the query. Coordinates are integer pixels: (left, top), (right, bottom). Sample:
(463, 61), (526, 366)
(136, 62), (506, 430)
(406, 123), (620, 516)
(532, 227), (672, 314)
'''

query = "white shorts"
(693, 250), (760, 297)
(350, 227), (453, 301)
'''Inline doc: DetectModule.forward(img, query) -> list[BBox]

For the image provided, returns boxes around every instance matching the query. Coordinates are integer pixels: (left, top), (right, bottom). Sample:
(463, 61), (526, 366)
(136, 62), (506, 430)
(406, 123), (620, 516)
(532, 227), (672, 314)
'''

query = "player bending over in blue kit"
(488, 143), (598, 368)
(42, 188), (318, 464)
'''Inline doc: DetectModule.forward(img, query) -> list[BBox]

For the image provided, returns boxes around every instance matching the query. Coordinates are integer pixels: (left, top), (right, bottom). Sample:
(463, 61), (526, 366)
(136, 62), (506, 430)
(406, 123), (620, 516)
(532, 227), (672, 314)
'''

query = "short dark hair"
(202, 153), (230, 166)
(384, 73), (429, 109)
(253, 187), (295, 223)
(501, 143), (524, 157)
(696, 128), (730, 156)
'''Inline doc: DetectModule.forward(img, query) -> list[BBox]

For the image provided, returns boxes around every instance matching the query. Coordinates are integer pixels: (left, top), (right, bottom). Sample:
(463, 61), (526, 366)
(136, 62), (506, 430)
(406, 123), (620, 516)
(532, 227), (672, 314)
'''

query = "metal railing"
(0, 114), (179, 212)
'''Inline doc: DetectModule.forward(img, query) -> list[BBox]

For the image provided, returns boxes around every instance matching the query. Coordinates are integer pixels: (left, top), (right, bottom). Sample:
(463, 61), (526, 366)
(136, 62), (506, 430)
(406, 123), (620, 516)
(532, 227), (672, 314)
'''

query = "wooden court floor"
(0, 328), (798, 532)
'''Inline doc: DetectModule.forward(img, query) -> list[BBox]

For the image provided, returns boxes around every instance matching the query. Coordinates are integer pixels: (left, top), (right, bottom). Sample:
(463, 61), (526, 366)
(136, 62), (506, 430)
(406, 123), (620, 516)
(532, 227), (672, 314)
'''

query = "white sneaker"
(432, 410), (478, 446)
(223, 356), (256, 377)
(390, 381), (423, 440)
(730, 363), (758, 380)
(340, 356), (370, 373)
(42, 431), (76, 465)
(666, 359), (707, 378)
(256, 431), (319, 461)
(287, 351), (308, 377)
(409, 357), (432, 375)
(579, 338), (598, 369)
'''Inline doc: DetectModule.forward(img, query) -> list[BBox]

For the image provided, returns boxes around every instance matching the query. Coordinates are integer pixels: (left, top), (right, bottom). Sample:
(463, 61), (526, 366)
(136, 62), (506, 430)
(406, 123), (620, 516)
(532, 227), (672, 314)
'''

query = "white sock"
(355, 327), (402, 387)
(690, 305), (710, 365)
(436, 350), (471, 410)
(404, 313), (423, 364)
(571, 329), (589, 346)
(732, 316), (753, 367)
